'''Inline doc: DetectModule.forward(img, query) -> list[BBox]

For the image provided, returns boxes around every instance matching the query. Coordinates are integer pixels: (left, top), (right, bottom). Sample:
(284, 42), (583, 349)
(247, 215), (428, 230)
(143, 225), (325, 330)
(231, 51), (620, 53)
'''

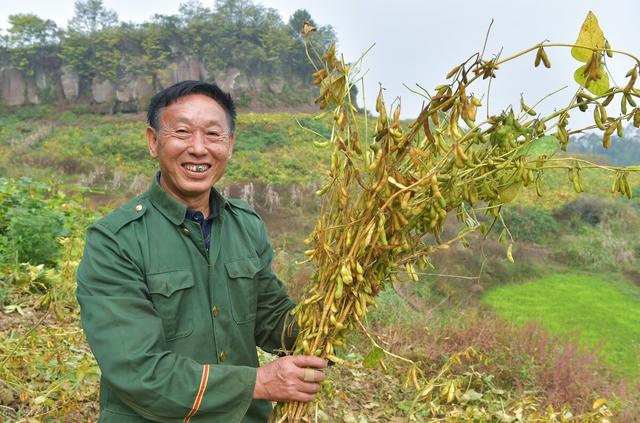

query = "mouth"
(183, 163), (211, 174)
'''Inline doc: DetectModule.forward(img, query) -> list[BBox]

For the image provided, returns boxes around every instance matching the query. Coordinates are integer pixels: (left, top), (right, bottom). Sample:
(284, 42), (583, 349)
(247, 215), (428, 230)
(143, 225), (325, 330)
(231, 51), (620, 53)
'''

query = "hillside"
(569, 125), (640, 165)
(1, 106), (640, 421)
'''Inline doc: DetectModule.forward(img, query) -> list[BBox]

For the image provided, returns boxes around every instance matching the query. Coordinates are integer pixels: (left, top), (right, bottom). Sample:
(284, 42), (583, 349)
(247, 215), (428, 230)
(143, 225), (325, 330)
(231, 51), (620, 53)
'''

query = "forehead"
(161, 93), (228, 126)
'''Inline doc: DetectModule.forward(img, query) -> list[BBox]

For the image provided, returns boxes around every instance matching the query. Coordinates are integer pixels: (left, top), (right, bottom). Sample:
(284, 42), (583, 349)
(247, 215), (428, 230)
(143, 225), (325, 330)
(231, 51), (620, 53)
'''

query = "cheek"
(158, 144), (186, 163)
(210, 146), (233, 161)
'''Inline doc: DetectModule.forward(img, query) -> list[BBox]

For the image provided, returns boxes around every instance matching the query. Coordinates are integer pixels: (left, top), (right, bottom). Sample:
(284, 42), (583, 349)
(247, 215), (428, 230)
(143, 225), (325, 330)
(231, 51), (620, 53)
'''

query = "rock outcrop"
(1, 68), (27, 106)
(0, 57), (316, 112)
(60, 66), (80, 101)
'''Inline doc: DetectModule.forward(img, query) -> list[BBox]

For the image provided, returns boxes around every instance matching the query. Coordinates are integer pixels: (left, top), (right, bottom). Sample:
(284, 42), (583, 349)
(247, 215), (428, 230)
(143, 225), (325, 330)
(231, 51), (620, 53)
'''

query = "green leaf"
(499, 181), (524, 204)
(461, 389), (483, 402)
(516, 135), (559, 158)
(574, 64), (610, 95)
(362, 345), (384, 368)
(572, 11), (605, 63)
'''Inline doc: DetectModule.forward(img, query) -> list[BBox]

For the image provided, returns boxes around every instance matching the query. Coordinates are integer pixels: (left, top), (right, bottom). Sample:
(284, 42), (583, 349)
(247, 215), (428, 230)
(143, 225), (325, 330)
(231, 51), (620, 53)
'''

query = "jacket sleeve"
(76, 222), (256, 423)
(252, 219), (298, 354)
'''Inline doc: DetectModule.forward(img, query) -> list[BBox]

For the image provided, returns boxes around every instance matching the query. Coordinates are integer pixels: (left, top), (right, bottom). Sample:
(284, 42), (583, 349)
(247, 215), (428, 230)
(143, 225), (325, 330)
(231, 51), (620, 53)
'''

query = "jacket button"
(219, 351), (226, 362)
(180, 227), (190, 236)
(135, 204), (143, 212)
(211, 306), (219, 317)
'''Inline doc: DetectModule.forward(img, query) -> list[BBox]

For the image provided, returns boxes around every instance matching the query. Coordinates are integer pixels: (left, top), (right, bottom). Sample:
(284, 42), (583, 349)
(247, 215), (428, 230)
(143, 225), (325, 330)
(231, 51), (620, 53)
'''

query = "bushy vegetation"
(0, 178), (99, 422)
(0, 0), (336, 107)
(0, 178), (68, 267)
(496, 206), (560, 243)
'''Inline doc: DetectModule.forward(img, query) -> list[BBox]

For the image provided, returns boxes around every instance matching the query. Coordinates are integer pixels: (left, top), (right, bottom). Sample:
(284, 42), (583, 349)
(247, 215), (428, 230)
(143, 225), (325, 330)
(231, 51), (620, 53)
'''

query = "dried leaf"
(302, 21), (316, 39)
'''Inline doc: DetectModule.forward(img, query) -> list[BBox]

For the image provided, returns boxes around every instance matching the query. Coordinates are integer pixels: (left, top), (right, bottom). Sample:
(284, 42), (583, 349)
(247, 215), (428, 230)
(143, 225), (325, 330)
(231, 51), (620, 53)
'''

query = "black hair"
(147, 80), (236, 133)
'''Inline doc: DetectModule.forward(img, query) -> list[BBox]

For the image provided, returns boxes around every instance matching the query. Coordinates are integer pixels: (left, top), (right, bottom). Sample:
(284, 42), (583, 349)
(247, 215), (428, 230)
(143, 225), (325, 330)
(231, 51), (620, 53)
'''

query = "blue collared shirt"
(185, 195), (217, 250)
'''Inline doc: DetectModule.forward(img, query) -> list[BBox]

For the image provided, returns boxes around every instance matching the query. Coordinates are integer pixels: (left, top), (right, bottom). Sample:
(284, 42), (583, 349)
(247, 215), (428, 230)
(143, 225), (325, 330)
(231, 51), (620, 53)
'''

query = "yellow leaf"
(592, 397), (608, 410)
(572, 11), (605, 62)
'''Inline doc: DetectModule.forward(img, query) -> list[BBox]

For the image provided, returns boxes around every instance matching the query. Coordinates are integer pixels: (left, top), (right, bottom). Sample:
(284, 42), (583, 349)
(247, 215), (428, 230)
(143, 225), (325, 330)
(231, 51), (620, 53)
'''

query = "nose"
(188, 130), (207, 155)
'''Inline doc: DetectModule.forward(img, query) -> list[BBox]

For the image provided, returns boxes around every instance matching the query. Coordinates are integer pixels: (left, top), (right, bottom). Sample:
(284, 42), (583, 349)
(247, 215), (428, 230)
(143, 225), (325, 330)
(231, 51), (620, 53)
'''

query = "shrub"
(554, 196), (611, 227)
(0, 177), (69, 267)
(5, 206), (67, 266)
(497, 206), (559, 243)
(554, 226), (636, 270)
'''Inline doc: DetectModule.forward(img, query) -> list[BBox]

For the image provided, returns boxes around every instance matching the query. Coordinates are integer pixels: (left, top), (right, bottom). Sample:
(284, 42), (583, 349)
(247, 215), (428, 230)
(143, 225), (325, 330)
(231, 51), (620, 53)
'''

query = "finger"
(298, 381), (322, 395)
(301, 368), (326, 383)
(291, 355), (328, 369)
(302, 368), (315, 382)
(295, 391), (317, 403)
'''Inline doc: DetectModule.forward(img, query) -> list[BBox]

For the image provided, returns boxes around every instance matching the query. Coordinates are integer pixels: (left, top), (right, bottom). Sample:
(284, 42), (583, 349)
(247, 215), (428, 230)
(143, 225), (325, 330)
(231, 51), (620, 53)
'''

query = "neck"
(159, 176), (211, 218)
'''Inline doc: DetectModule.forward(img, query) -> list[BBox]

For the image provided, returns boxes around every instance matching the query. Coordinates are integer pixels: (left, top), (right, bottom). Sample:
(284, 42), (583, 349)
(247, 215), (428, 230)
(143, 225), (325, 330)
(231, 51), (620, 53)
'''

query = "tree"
(6, 14), (59, 47)
(4, 14), (60, 75)
(68, 0), (118, 35)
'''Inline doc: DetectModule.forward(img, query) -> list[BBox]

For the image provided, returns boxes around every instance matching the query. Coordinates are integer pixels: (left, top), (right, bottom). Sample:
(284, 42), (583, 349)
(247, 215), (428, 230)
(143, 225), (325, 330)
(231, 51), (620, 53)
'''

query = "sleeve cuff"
(183, 364), (210, 422)
(191, 364), (257, 422)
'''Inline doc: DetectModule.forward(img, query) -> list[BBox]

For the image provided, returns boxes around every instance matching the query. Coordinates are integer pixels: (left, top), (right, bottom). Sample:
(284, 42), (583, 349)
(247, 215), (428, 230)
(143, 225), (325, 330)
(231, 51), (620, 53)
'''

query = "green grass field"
(482, 273), (640, 378)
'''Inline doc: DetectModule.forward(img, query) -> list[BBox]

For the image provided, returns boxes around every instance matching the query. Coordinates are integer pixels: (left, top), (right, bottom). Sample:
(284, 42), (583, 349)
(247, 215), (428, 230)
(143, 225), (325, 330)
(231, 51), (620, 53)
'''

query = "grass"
(482, 273), (640, 378)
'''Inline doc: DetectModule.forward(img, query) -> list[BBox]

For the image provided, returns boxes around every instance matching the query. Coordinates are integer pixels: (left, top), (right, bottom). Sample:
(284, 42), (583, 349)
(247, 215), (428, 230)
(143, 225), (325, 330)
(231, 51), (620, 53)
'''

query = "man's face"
(146, 94), (235, 205)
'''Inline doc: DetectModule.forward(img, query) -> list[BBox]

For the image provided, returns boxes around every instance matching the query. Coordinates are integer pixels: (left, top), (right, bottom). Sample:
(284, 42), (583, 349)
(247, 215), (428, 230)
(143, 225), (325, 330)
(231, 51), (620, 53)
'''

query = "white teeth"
(185, 164), (209, 173)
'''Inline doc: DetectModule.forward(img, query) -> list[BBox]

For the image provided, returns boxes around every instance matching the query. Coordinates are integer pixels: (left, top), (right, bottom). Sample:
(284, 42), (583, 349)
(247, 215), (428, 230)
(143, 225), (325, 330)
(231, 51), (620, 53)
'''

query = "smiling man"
(76, 81), (326, 423)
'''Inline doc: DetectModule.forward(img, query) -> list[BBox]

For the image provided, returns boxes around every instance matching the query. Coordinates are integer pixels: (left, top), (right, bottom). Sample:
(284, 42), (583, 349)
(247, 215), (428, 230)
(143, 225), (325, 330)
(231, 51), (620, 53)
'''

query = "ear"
(228, 132), (236, 158)
(146, 127), (159, 158)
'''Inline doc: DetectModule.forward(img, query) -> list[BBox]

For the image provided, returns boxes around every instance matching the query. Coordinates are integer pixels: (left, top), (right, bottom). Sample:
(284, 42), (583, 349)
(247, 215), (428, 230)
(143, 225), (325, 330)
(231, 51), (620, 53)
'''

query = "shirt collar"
(147, 172), (229, 225)
(186, 195), (217, 221)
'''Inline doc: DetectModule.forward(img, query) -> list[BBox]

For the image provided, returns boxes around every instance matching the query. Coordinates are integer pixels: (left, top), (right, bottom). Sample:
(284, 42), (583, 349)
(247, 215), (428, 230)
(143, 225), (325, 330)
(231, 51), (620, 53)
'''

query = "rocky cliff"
(0, 57), (311, 112)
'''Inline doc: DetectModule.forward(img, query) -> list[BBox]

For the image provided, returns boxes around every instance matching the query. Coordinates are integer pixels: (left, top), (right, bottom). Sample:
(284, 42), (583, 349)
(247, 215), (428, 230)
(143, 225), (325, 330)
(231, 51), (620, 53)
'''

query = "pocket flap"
(225, 257), (263, 279)
(147, 270), (194, 297)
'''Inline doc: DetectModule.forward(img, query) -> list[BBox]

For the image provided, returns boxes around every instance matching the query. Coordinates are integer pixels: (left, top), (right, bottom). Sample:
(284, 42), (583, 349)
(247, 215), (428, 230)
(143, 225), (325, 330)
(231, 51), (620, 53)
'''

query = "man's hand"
(253, 355), (327, 402)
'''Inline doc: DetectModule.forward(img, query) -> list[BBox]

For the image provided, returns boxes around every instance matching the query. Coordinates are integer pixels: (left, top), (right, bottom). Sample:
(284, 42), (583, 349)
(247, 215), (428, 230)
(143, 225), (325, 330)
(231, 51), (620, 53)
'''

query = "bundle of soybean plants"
(272, 12), (640, 422)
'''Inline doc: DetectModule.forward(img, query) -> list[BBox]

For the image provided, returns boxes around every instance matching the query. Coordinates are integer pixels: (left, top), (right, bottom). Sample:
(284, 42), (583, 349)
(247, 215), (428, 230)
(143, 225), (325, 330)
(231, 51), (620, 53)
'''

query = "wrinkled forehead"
(160, 94), (230, 129)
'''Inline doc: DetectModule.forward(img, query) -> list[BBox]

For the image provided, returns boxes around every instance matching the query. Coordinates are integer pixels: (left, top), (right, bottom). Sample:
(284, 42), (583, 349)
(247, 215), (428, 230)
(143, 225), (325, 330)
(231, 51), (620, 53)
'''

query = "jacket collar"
(147, 172), (229, 225)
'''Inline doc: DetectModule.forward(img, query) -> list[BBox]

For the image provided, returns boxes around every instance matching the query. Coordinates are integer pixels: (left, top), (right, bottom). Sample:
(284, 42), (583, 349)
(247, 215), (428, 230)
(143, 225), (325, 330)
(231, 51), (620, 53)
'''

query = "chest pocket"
(225, 257), (262, 324)
(147, 270), (195, 341)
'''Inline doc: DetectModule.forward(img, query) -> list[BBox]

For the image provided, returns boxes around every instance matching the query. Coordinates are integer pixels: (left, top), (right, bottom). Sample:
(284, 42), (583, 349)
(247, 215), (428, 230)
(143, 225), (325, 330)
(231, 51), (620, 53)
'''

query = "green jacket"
(76, 177), (297, 422)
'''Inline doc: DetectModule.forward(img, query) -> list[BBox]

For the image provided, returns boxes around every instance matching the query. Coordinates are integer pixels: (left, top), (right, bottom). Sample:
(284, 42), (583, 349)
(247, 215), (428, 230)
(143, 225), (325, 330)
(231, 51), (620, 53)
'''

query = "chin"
(181, 179), (214, 193)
